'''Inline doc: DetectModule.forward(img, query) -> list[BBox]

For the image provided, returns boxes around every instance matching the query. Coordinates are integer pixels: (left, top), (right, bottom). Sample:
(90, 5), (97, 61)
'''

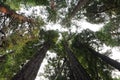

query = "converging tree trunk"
(63, 43), (91, 80)
(87, 47), (120, 71)
(68, 0), (89, 19)
(66, 58), (76, 80)
(78, 42), (120, 71)
(11, 42), (50, 80)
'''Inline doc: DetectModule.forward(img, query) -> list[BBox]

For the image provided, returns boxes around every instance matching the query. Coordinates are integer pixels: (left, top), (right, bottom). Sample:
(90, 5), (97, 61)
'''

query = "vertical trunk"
(66, 58), (75, 80)
(63, 43), (91, 80)
(87, 47), (120, 71)
(11, 42), (50, 80)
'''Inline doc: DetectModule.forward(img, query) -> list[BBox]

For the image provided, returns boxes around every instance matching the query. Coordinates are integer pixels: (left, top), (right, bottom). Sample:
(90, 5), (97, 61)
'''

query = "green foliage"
(96, 18), (120, 47)
(71, 30), (113, 80)
(0, 39), (39, 79)
(56, 0), (67, 8)
(5, 0), (21, 10)
(43, 53), (71, 80)
(43, 55), (65, 80)
(84, 1), (106, 23)
(39, 29), (59, 46)
(34, 0), (49, 5)
(113, 77), (120, 80)
(5, 0), (49, 9)
(83, 0), (120, 24)
(72, 29), (103, 49)
(0, 0), (120, 79)
(22, 0), (49, 6)
(47, 7), (58, 23)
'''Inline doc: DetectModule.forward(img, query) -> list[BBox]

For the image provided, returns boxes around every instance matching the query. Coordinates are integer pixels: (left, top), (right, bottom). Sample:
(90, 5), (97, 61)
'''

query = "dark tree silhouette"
(63, 42), (91, 80)
(12, 42), (50, 80)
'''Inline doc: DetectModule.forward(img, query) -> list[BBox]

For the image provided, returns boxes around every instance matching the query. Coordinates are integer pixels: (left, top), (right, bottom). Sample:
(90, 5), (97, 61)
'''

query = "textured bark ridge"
(78, 42), (120, 71)
(12, 43), (50, 80)
(64, 43), (91, 80)
(87, 47), (120, 71)
(0, 3), (33, 23)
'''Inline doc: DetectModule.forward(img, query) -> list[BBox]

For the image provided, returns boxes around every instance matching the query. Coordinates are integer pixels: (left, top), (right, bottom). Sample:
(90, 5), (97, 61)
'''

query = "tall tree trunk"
(0, 3), (33, 23)
(63, 43), (91, 80)
(62, 0), (89, 25)
(78, 42), (120, 71)
(11, 42), (50, 80)
(68, 0), (89, 19)
(87, 47), (120, 71)
(66, 58), (76, 80)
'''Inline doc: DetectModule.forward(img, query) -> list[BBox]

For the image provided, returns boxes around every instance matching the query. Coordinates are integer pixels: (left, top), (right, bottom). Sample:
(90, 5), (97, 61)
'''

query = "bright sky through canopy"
(19, 5), (120, 80)
(35, 20), (120, 80)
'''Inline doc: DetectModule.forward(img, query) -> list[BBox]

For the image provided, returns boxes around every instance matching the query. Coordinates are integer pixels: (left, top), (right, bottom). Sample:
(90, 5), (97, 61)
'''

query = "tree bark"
(11, 42), (50, 80)
(66, 58), (76, 80)
(87, 47), (120, 71)
(0, 3), (33, 23)
(63, 43), (91, 80)
(68, 0), (89, 19)
(78, 42), (120, 71)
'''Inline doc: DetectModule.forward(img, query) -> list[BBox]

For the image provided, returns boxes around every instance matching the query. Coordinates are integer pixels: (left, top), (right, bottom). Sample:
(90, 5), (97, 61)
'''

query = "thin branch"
(54, 58), (66, 80)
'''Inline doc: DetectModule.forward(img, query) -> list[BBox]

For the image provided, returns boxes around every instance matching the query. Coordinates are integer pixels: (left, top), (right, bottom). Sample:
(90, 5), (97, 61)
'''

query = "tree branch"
(0, 3), (34, 23)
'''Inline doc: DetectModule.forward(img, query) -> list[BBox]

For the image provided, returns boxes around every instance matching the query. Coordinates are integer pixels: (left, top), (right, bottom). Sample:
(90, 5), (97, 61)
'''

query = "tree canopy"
(0, 0), (120, 80)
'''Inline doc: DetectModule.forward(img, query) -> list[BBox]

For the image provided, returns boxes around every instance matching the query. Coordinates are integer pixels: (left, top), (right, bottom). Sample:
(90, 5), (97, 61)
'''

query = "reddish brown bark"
(0, 3), (33, 23)
(11, 42), (50, 80)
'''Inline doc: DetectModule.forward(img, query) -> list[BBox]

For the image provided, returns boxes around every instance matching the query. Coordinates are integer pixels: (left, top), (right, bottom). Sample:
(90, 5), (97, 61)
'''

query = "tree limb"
(0, 3), (34, 23)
